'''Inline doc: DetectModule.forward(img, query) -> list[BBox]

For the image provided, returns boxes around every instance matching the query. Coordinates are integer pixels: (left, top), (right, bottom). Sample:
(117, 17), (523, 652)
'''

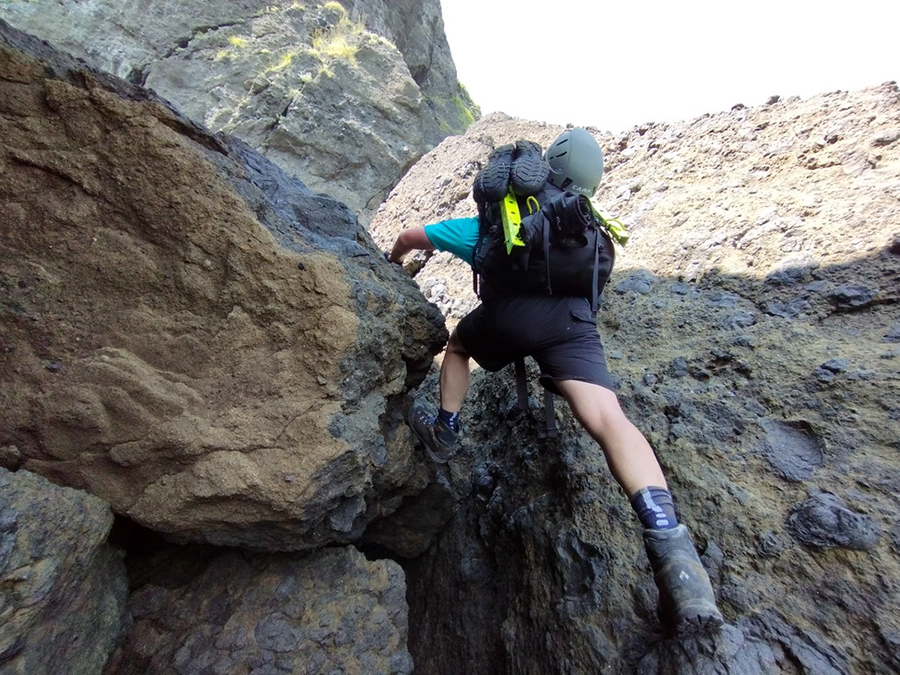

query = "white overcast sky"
(440, 0), (899, 132)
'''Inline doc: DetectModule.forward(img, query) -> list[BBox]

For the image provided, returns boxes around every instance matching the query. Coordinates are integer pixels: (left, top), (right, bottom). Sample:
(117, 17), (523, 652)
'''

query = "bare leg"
(554, 379), (723, 633)
(553, 378), (666, 497)
(439, 328), (471, 413)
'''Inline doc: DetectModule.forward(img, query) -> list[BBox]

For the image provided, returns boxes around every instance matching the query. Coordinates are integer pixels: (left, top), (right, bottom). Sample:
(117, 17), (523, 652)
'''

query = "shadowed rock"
(638, 612), (851, 674)
(0, 468), (128, 674)
(757, 419), (824, 481)
(104, 545), (412, 675)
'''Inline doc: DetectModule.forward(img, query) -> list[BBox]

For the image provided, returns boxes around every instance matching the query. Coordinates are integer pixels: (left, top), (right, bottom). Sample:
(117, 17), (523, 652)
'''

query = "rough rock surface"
(0, 20), (447, 553)
(3, 6), (900, 673)
(0, 467), (128, 674)
(104, 544), (412, 675)
(370, 87), (900, 672)
(0, 0), (477, 221)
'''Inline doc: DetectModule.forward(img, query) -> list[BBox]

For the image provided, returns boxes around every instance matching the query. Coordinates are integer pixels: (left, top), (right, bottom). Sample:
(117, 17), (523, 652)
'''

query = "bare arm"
(388, 226), (436, 263)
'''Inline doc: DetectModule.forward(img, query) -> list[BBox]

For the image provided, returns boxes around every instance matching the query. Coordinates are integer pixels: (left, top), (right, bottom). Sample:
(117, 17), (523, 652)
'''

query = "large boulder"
(0, 20), (447, 552)
(0, 0), (478, 222)
(0, 468), (128, 674)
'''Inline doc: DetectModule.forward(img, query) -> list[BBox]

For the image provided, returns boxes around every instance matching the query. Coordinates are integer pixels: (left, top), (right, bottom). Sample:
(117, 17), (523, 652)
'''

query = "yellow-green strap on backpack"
(590, 199), (629, 246)
(500, 189), (526, 253)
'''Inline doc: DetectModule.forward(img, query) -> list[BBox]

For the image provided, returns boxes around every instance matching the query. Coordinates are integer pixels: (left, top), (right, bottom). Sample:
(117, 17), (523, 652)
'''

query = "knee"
(586, 399), (628, 432)
(599, 392), (637, 427)
(447, 329), (469, 357)
(562, 383), (632, 435)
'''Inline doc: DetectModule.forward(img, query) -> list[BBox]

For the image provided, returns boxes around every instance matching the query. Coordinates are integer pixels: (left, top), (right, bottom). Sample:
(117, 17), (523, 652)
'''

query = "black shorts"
(455, 295), (614, 393)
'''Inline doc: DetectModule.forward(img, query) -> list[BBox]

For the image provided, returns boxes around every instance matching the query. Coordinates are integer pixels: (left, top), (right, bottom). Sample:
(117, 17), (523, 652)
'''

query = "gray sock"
(630, 486), (679, 530)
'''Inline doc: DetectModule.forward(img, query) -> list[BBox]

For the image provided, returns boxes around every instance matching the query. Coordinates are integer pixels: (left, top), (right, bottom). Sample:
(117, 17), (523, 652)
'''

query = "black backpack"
(468, 140), (621, 437)
(471, 142), (615, 312)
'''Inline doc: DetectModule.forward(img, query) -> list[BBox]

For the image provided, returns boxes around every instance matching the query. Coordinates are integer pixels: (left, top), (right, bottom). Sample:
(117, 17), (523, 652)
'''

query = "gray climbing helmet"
(544, 128), (604, 197)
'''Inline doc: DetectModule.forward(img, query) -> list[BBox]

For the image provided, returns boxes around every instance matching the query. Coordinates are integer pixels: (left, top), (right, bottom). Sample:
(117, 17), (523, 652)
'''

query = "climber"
(386, 128), (724, 636)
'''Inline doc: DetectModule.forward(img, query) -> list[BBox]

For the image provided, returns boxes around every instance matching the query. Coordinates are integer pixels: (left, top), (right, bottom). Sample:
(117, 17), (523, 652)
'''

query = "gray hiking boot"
(643, 525), (724, 635)
(408, 401), (458, 464)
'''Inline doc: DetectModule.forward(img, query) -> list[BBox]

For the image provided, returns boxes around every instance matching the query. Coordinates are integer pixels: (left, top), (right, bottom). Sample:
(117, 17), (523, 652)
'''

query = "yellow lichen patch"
(266, 50), (297, 73)
(310, 9), (366, 67)
(323, 1), (347, 16)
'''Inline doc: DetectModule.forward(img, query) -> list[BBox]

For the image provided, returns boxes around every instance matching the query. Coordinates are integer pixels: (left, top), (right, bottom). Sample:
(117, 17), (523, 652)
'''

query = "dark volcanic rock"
(104, 546), (412, 675)
(786, 492), (882, 550)
(757, 419), (824, 481)
(0, 468), (128, 674)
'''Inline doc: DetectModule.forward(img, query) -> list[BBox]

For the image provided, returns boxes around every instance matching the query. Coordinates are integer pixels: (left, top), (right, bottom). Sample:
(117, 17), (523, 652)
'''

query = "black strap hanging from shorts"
(514, 357), (558, 439)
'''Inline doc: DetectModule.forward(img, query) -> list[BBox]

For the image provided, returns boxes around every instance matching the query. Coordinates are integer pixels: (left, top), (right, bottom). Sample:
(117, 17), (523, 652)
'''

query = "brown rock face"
(0, 21), (446, 552)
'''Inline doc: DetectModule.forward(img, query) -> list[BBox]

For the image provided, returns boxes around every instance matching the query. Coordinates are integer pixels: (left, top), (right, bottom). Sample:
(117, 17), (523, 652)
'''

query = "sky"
(440, 0), (899, 132)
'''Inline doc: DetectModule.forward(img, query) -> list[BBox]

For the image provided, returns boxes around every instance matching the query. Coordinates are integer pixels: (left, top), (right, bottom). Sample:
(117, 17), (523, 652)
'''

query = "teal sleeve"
(422, 217), (479, 267)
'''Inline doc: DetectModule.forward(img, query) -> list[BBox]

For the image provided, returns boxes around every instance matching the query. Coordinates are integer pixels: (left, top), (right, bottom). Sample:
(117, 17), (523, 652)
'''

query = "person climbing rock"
(387, 127), (723, 635)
